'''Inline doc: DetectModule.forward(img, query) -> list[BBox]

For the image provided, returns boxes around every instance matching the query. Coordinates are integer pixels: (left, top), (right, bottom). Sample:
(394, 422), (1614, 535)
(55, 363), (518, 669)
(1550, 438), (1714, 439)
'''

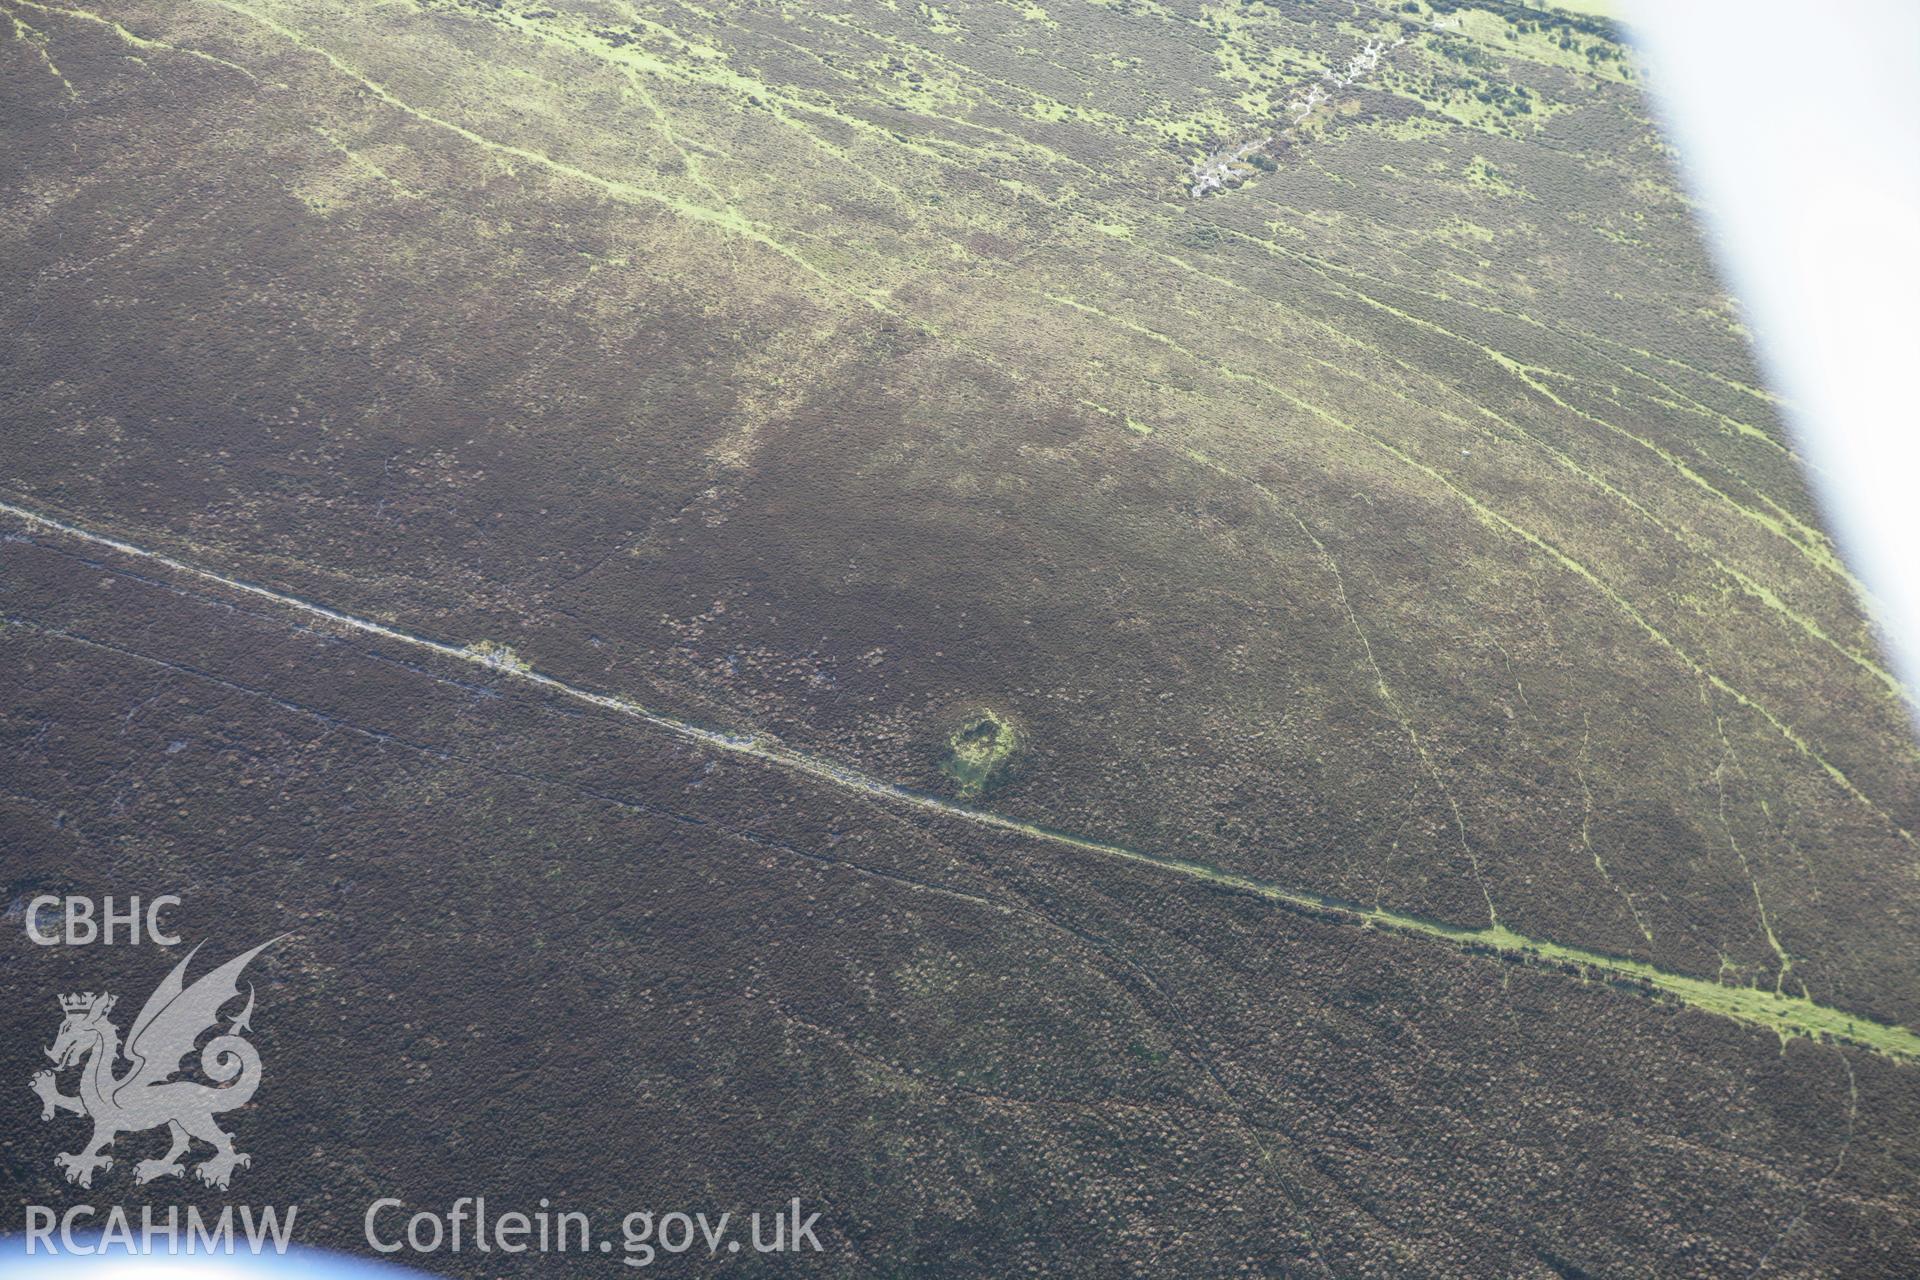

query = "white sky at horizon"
(1617, 0), (1920, 722)
(0, 1245), (427, 1278)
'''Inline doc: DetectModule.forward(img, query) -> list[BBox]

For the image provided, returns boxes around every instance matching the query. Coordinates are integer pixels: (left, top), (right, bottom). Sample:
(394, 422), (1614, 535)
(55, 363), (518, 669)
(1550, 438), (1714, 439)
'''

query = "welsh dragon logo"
(29, 939), (277, 1190)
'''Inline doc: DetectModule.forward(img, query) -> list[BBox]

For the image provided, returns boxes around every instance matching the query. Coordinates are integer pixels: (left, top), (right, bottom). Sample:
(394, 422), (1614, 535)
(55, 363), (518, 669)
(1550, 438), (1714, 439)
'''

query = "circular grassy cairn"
(942, 711), (1018, 799)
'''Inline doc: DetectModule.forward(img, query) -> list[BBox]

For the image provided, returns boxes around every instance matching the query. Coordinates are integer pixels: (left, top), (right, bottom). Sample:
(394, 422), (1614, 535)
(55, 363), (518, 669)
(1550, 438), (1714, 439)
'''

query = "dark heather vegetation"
(3, 0), (1918, 1274)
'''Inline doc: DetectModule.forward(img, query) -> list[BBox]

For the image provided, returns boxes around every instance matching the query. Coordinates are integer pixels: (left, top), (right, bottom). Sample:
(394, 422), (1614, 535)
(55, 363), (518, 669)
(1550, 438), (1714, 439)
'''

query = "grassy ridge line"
(5, 497), (1916, 1063)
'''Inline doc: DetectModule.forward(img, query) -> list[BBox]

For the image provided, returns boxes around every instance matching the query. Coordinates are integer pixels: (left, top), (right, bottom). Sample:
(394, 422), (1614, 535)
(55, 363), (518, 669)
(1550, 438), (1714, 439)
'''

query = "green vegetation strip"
(5, 498), (1917, 1064)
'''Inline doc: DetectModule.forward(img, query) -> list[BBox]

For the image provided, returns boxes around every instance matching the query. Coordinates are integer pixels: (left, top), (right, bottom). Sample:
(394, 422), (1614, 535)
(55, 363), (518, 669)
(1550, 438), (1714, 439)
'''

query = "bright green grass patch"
(462, 639), (533, 673)
(942, 709), (1020, 798)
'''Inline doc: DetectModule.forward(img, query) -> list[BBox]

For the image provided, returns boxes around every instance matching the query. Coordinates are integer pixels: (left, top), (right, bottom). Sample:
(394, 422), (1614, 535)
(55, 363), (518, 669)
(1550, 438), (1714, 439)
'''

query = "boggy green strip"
(4, 499), (1917, 1063)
